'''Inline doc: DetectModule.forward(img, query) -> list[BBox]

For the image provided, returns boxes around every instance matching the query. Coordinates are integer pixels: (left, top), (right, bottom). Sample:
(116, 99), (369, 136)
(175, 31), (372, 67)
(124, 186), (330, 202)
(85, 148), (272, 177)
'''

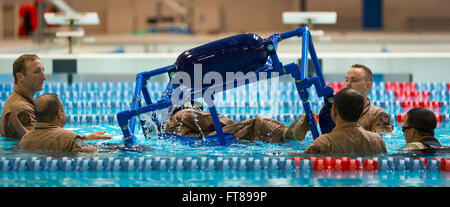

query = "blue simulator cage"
(117, 26), (335, 147)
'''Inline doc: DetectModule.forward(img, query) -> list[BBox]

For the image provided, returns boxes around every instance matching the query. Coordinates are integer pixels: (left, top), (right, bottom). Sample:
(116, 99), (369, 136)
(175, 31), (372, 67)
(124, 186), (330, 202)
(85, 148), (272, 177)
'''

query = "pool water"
(2, 170), (450, 187)
(0, 81), (449, 187)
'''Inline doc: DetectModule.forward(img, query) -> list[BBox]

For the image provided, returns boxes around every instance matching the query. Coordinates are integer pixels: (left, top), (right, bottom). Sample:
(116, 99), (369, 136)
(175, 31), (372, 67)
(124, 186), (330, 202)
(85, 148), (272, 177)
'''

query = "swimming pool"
(0, 80), (449, 187)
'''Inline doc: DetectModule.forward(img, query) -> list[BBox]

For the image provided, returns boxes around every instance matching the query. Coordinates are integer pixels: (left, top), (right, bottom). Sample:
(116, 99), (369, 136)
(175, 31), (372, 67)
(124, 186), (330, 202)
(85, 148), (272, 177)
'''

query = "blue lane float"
(1, 156), (449, 172)
(60, 112), (449, 125)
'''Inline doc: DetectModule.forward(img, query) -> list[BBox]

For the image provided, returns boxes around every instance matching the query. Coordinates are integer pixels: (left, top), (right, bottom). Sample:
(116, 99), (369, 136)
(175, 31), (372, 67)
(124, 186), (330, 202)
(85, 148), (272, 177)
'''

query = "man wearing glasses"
(400, 107), (442, 150)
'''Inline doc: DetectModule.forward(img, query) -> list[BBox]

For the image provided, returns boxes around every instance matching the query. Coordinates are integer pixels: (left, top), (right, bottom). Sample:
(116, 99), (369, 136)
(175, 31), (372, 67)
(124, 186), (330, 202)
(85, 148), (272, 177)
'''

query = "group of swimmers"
(0, 54), (443, 154)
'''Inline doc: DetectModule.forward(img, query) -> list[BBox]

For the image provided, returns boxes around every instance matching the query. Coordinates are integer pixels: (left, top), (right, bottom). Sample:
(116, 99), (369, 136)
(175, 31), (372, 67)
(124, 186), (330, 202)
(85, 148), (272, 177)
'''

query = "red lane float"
(363, 160), (378, 171)
(401, 101), (411, 108)
(442, 159), (450, 172)
(397, 114), (406, 122)
(432, 101), (441, 108)
(290, 157), (448, 171)
(385, 82), (393, 91)
(421, 101), (431, 108)
(436, 114), (443, 123)
(422, 91), (430, 99)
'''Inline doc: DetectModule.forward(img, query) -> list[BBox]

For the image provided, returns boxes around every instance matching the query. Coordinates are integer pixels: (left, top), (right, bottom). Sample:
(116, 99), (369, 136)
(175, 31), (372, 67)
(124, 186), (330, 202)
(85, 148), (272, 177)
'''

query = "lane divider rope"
(0, 156), (449, 172)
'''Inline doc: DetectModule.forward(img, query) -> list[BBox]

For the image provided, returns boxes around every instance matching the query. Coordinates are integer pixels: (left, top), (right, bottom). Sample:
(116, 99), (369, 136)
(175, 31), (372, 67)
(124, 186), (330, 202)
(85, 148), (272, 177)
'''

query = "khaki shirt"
(220, 116), (287, 142)
(359, 99), (393, 134)
(304, 122), (387, 155)
(0, 86), (36, 139)
(165, 109), (288, 143)
(18, 123), (86, 152)
(400, 137), (442, 151)
(402, 142), (428, 150)
(165, 109), (236, 138)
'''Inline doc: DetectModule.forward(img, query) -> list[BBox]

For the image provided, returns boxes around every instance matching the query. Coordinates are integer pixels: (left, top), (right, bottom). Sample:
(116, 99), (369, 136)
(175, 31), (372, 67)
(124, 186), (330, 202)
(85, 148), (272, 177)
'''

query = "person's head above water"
(332, 87), (365, 122)
(345, 64), (373, 99)
(403, 107), (437, 143)
(13, 54), (47, 96)
(35, 93), (66, 127)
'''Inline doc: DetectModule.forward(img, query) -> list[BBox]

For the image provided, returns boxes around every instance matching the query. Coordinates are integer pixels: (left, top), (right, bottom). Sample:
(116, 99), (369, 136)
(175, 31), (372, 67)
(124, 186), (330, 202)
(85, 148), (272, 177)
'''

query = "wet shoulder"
(366, 103), (387, 116)
(360, 127), (386, 150)
(312, 133), (334, 145)
(173, 109), (209, 118)
(305, 134), (332, 154)
(403, 142), (428, 150)
(4, 92), (35, 111)
(360, 126), (382, 139)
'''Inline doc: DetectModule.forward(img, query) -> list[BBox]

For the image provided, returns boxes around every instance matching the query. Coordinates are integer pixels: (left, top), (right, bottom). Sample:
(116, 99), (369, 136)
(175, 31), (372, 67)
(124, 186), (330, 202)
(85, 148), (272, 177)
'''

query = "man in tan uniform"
(304, 87), (387, 155)
(164, 101), (312, 143)
(399, 107), (442, 151)
(1, 54), (46, 139)
(18, 93), (111, 152)
(345, 64), (393, 134)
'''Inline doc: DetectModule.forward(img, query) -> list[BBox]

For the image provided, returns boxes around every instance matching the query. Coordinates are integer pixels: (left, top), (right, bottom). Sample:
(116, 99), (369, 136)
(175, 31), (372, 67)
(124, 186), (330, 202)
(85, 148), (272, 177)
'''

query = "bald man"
(1, 54), (46, 139)
(18, 93), (111, 152)
(304, 88), (387, 155)
(345, 64), (393, 134)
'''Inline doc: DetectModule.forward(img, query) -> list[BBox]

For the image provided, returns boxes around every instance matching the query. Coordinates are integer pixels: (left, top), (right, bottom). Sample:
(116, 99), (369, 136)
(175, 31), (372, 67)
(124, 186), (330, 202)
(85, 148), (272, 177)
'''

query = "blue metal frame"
(117, 26), (334, 147)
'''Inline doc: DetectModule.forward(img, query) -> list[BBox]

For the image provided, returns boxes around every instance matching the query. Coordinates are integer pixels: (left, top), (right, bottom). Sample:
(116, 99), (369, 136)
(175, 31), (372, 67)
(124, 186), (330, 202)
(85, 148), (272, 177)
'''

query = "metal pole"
(300, 30), (309, 80)
(207, 105), (226, 145)
(308, 33), (325, 87)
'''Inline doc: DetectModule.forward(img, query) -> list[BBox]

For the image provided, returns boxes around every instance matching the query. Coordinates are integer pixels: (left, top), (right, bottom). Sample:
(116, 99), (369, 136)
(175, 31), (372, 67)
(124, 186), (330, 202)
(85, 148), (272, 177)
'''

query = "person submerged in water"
(162, 100), (316, 143)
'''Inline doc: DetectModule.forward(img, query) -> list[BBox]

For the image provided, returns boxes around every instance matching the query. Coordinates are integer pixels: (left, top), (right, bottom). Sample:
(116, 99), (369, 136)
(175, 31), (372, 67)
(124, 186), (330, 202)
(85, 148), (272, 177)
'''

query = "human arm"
(71, 137), (96, 152)
(10, 109), (35, 139)
(372, 111), (393, 134)
(319, 95), (335, 134)
(83, 131), (112, 140)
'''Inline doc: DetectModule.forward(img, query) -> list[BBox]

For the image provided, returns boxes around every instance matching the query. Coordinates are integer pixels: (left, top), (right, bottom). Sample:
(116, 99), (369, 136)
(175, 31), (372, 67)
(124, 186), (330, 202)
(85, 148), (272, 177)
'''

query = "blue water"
(1, 170), (449, 187)
(0, 81), (449, 187)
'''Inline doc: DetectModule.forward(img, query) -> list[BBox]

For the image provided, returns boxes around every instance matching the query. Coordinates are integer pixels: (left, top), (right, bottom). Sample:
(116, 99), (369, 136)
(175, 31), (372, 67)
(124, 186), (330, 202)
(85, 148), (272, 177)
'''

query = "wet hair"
(406, 107), (436, 136)
(171, 100), (204, 115)
(35, 93), (63, 122)
(351, 64), (373, 83)
(13, 54), (40, 84)
(333, 87), (365, 122)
